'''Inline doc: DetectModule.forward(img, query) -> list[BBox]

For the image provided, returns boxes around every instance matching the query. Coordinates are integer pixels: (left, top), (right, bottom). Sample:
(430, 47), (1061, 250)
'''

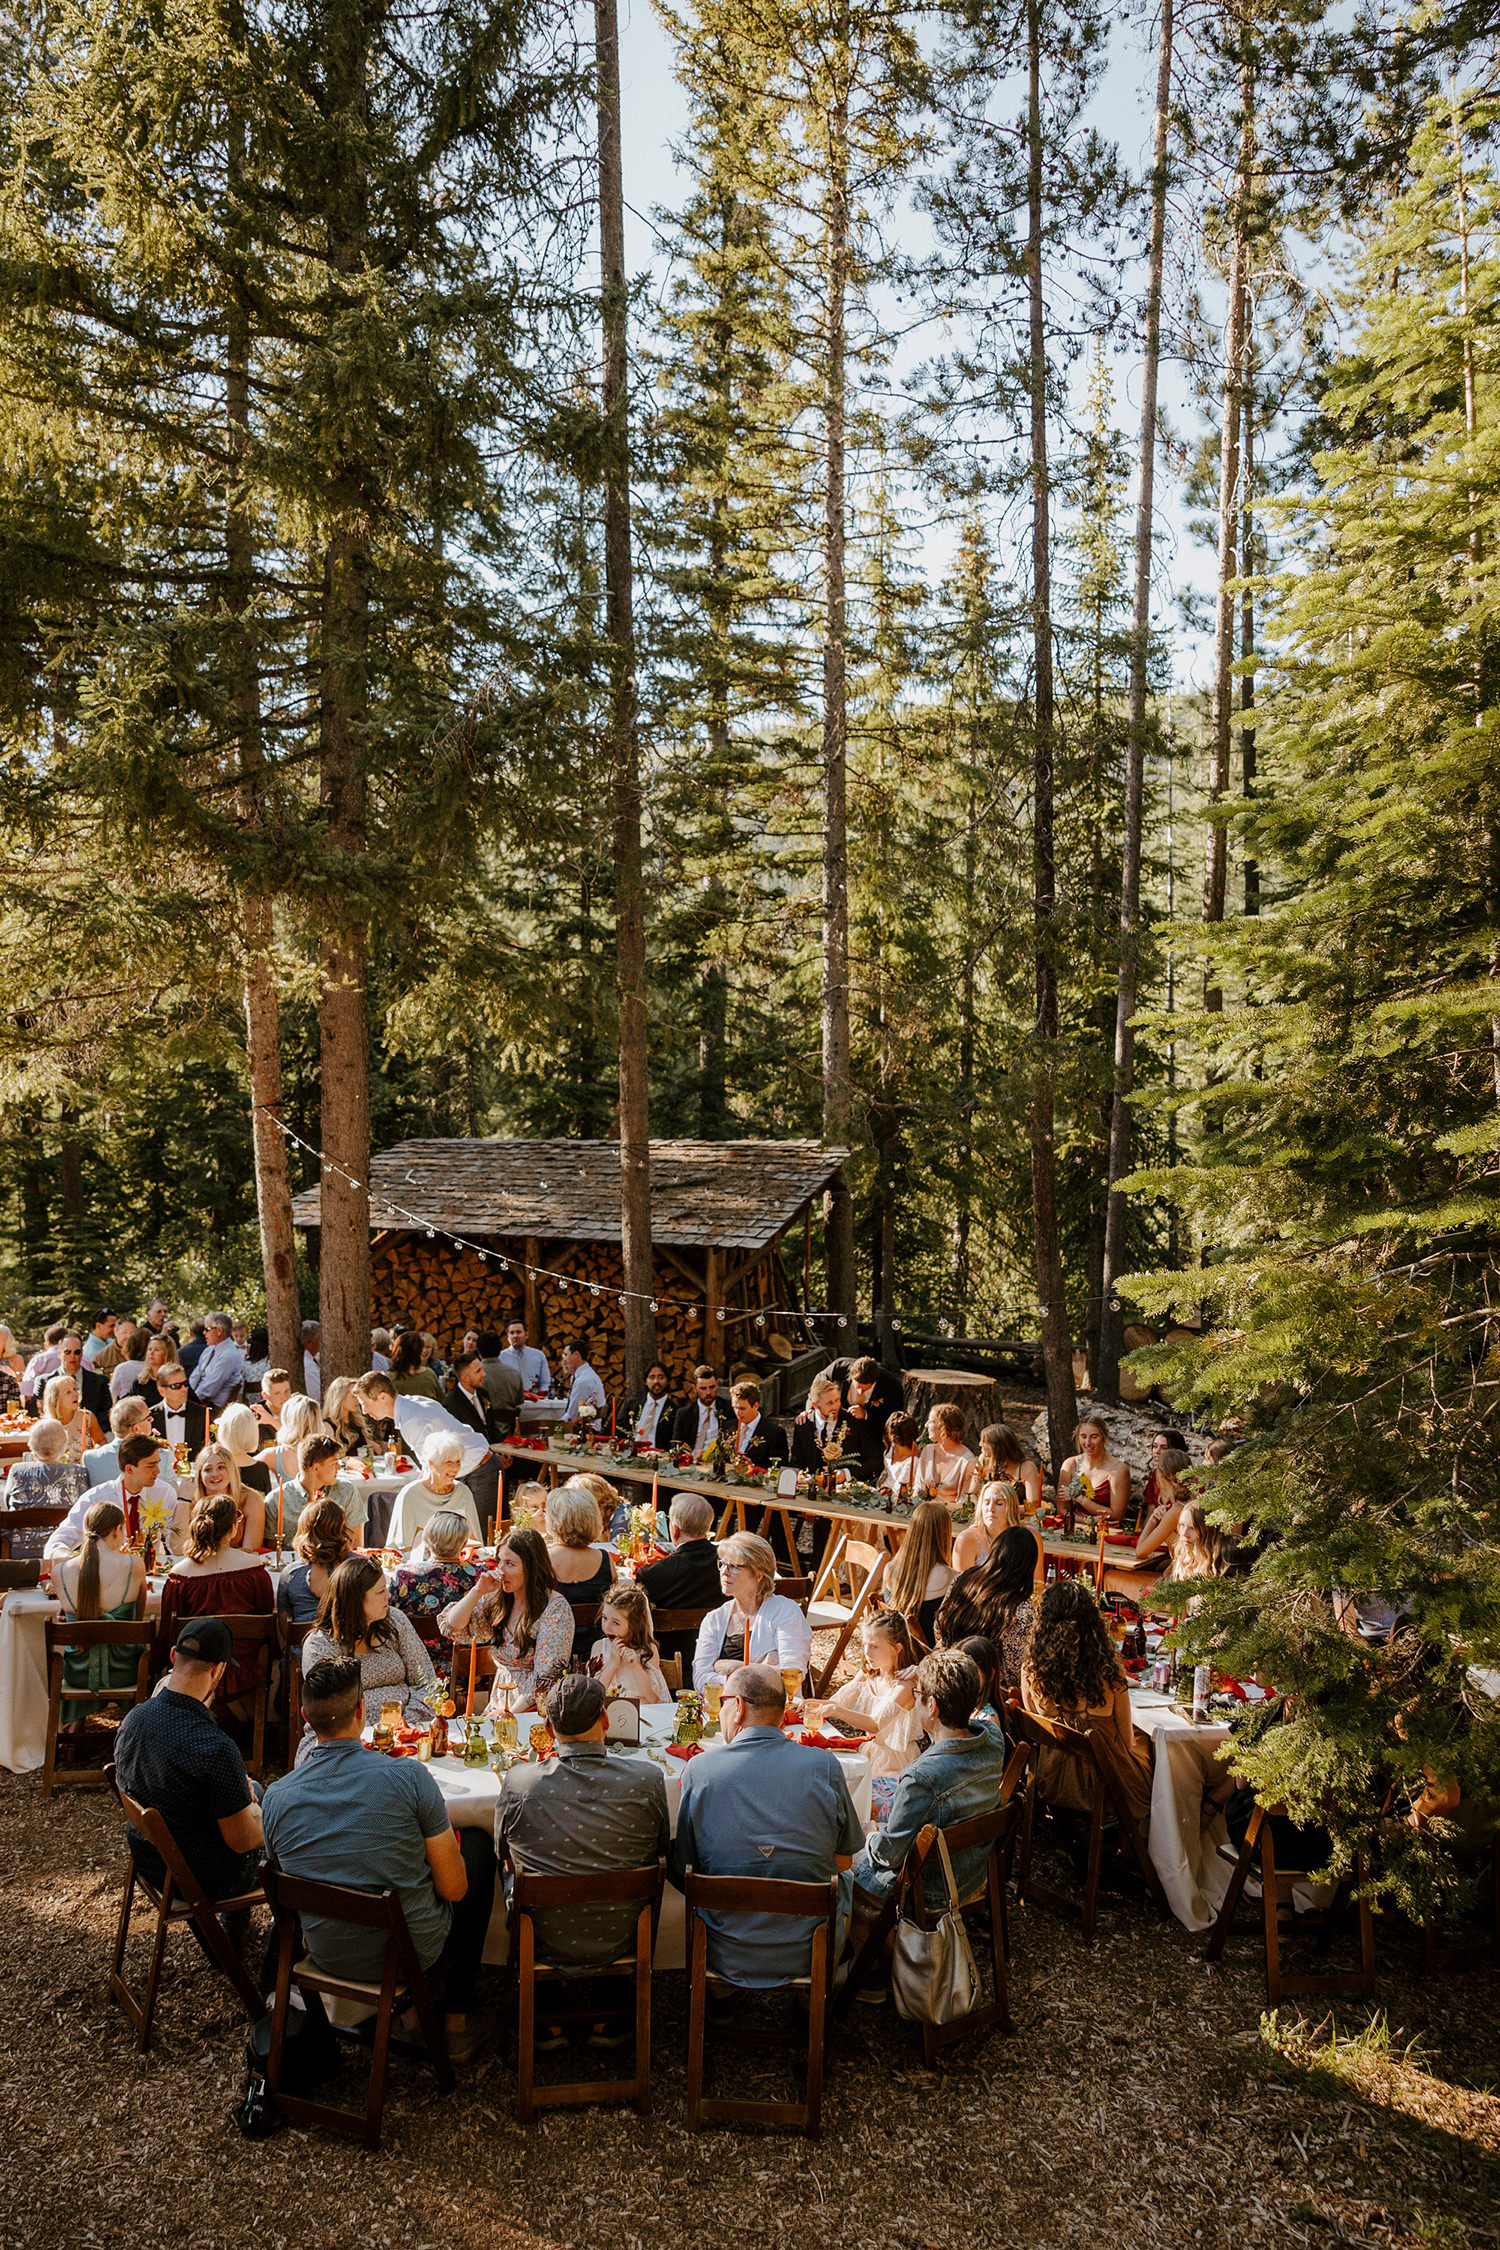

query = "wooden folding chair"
(808, 1533), (889, 1694)
(506, 1858), (664, 2122)
(216, 1612), (277, 1779)
(658, 1652), (683, 1694)
(1203, 1801), (1375, 2004)
(42, 1620), (154, 1794)
(1422, 1829), (1500, 1975)
(260, 1863), (455, 2149)
(1012, 1708), (1167, 1942)
(684, 1872), (839, 2139)
(281, 1616), (316, 1766)
(105, 1766), (265, 2052)
(0, 1506), (67, 1587)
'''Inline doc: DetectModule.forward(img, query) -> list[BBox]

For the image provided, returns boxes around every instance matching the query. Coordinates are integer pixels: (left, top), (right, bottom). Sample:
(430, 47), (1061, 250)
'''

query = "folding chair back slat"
(104, 1764), (265, 2051)
(508, 1859), (665, 2122)
(684, 1871), (839, 2139)
(43, 1620), (154, 1795)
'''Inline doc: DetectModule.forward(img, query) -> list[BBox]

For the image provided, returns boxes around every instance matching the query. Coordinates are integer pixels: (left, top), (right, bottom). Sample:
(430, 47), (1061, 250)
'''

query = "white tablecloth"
(1129, 1684), (1237, 1931)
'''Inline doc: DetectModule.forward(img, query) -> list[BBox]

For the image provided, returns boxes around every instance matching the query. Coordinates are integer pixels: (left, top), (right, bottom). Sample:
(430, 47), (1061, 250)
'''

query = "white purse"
(889, 1826), (980, 2026)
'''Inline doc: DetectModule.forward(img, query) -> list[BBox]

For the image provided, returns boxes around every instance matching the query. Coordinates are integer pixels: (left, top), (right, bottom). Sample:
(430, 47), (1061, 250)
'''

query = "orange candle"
(651, 1462), (659, 1519)
(465, 1647), (477, 1718)
(611, 1396), (616, 1441)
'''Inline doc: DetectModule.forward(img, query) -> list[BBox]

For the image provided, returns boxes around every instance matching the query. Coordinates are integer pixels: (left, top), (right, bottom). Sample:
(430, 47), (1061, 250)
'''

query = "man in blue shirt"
(261, 1657), (496, 2063)
(560, 1339), (607, 1425)
(189, 1312), (245, 1412)
(669, 1664), (862, 1989)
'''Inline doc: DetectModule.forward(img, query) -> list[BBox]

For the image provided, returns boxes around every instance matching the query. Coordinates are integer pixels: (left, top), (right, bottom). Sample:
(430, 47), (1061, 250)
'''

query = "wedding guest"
(277, 1498), (357, 1626)
(390, 1328), (444, 1402)
(1133, 1448), (1194, 1564)
(936, 1526), (1039, 1694)
(249, 1365), (293, 1441)
(85, 1393), (154, 1485)
(21, 1322), (68, 1406)
(9, 1419), (90, 1548)
(691, 1532), (811, 1692)
(821, 1608), (921, 1815)
(130, 1332), (177, 1409)
(544, 1483), (617, 1608)
(881, 1411), (922, 1498)
(52, 1500), (147, 1711)
(953, 1479), (1036, 1574)
(154, 1493), (275, 1704)
(499, 1319), (549, 1397)
(1140, 1428), (1191, 1515)
(636, 1493), (721, 1667)
(44, 1434), (175, 1560)
(0, 1321), (27, 1409)
(278, 1432), (369, 1541)
(188, 1312), (244, 1411)
(624, 1361), (676, 1451)
(438, 1527), (575, 1708)
(115, 1618), (263, 1904)
(42, 1371), (104, 1461)
(321, 1375), (367, 1457)
(917, 1403), (977, 1504)
(724, 1377), (786, 1471)
(102, 1322), (145, 1398)
(299, 1554), (437, 1735)
(81, 1308), (117, 1365)
(670, 1366), (721, 1459)
(974, 1423), (1043, 1513)
(1020, 1576), (1151, 1824)
(390, 1510), (480, 1666)
(589, 1584), (671, 1704)
(444, 1348), (503, 1529)
(1057, 1413), (1132, 1523)
(171, 1441), (265, 1556)
(262, 1392), (324, 1482)
(148, 1363), (209, 1457)
(560, 1340), (606, 1424)
(216, 1403), (273, 1504)
(301, 1318), (322, 1403)
(389, 1429), (483, 1552)
(881, 1500), (954, 1648)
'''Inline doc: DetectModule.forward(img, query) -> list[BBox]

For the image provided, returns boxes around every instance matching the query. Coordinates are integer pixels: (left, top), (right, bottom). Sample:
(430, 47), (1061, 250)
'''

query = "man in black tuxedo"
(723, 1377), (786, 1473)
(473, 1329), (522, 1435)
(56, 1333), (113, 1429)
(636, 1491), (723, 1667)
(446, 1349), (502, 1531)
(786, 1372), (852, 1477)
(669, 1365), (722, 1460)
(149, 1363), (210, 1454)
(624, 1361), (678, 1451)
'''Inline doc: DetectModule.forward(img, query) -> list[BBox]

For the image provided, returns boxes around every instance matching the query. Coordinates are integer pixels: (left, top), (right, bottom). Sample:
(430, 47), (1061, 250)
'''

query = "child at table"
(821, 1608), (922, 1818)
(589, 1584), (671, 1704)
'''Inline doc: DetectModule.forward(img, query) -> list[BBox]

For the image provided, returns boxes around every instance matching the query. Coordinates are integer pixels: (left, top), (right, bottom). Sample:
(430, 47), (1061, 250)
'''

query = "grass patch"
(1258, 2006), (1430, 2096)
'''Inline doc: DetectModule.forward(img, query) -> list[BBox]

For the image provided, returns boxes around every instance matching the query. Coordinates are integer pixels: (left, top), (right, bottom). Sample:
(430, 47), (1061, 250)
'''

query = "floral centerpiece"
(137, 1490), (175, 1573)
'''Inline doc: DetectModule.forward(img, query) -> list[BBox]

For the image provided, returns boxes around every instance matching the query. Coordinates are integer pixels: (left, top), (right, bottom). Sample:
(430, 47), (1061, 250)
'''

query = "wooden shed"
(291, 1137), (850, 1400)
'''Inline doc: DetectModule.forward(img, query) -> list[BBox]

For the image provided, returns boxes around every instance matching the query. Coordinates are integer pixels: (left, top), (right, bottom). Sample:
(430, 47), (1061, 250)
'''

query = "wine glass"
(492, 1665), (517, 1750)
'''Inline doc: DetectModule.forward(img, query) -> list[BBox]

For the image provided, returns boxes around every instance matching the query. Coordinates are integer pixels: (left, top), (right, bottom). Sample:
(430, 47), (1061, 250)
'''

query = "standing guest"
(1020, 1576), (1152, 1823)
(445, 1349), (503, 1531)
(140, 1300), (178, 1348)
(438, 1527), (574, 1708)
(820, 1609), (922, 1812)
(149, 1364), (210, 1457)
(7, 1420), (89, 1557)
(725, 1377), (786, 1471)
(0, 1322), (26, 1410)
(369, 1327), (393, 1373)
(353, 1371), (489, 1481)
(262, 1655), (494, 2063)
(115, 1618), (263, 1904)
(560, 1339), (606, 1425)
(261, 1392), (324, 1483)
(390, 1510), (479, 1666)
(390, 1328), (444, 1402)
(953, 1480), (1040, 1575)
(499, 1318), (549, 1397)
(544, 1484), (617, 1607)
(189, 1312), (245, 1412)
(470, 1331), (521, 1436)
(84, 1395), (153, 1487)
(176, 1317), (209, 1380)
(154, 1493), (276, 1701)
(496, 1673), (669, 2010)
(107, 1323), (147, 1402)
(636, 1493), (721, 1668)
(278, 1432), (370, 1542)
(590, 1584), (671, 1703)
(881, 1411), (923, 1498)
(299, 1555), (437, 1732)
(817, 1354), (906, 1429)
(691, 1532), (811, 1692)
(217, 1403), (273, 1505)
(250, 1366), (294, 1442)
(389, 1430), (484, 1552)
(917, 1404), (978, 1504)
(670, 1365), (722, 1460)
(847, 1649), (1007, 1956)
(174, 1442), (265, 1558)
(669, 1665), (861, 1987)
(278, 1498), (357, 1627)
(42, 1371), (104, 1462)
(974, 1424), (1044, 1514)
(936, 1525), (1040, 1693)
(44, 1434), (176, 1560)
(625, 1362), (677, 1451)
(130, 1333), (177, 1409)
(52, 1500), (147, 1711)
(301, 1319), (322, 1404)
(1133, 1448), (1194, 1565)
(81, 1308), (118, 1365)
(1057, 1412), (1132, 1524)
(881, 1500), (955, 1649)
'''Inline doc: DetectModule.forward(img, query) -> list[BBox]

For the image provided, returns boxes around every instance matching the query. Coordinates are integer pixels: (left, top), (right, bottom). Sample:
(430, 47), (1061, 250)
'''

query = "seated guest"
(353, 1370), (489, 1481)
(507, 1479), (549, 1534)
(669, 1664), (862, 1986)
(544, 1483), (617, 1608)
(974, 1423), (1044, 1512)
(952, 1633), (1002, 1723)
(390, 1327), (444, 1402)
(391, 1510), (480, 1665)
(917, 1404), (977, 1504)
(636, 1493), (721, 1667)
(670, 1365), (722, 1460)
(370, 1327), (393, 1372)
(1133, 1448), (1194, 1564)
(239, 1324), (269, 1385)
(936, 1525), (1040, 1694)
(953, 1478), (1038, 1574)
(216, 1403), (273, 1504)
(176, 1317), (208, 1379)
(52, 1499), (147, 1713)
(262, 1656), (494, 2062)
(43, 1369), (105, 1462)
(155, 1494), (276, 1701)
(300, 1554), (437, 1734)
(261, 1391), (324, 1482)
(724, 1377), (786, 1473)
(590, 1584), (671, 1703)
(691, 1532), (811, 1693)
(129, 1332), (177, 1410)
(1057, 1412), (1132, 1523)
(496, 1672), (669, 1995)
(880, 1411), (922, 1498)
(438, 1527), (574, 1709)
(148, 1363), (209, 1458)
(848, 1649), (1007, 1952)
(560, 1338), (607, 1424)
(81, 1307), (117, 1366)
(277, 1498), (357, 1626)
(787, 1375), (847, 1483)
(44, 1432), (176, 1562)
(9, 1419), (89, 1550)
(174, 1442), (265, 1558)
(84, 1395), (153, 1487)
(115, 1617), (264, 1902)
(389, 1431), (483, 1552)
(320, 1375), (367, 1457)
(140, 1299), (178, 1349)
(21, 1322), (68, 1406)
(0, 1321), (26, 1409)
(187, 1312), (245, 1412)
(880, 1500), (954, 1648)
(625, 1361), (676, 1451)
(279, 1432), (369, 1542)
(1020, 1576), (1152, 1825)
(821, 1608), (921, 1816)
(104, 1321), (145, 1400)
(249, 1365), (294, 1442)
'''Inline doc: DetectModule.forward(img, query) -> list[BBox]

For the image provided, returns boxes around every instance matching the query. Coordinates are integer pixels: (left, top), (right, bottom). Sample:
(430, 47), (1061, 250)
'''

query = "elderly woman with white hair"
(387, 1428), (483, 1551)
(691, 1530), (812, 1693)
(6, 1418), (90, 1561)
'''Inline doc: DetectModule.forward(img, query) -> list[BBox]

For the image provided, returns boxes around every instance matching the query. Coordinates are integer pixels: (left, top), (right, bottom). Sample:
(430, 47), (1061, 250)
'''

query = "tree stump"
(903, 1368), (1006, 1452)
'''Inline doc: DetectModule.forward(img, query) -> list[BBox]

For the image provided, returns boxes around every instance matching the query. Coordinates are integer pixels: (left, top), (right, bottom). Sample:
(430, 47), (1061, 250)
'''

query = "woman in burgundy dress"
(154, 1493), (275, 1706)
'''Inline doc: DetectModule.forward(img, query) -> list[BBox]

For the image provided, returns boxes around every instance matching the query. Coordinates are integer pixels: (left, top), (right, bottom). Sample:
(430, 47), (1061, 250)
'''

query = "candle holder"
(463, 1718), (490, 1767)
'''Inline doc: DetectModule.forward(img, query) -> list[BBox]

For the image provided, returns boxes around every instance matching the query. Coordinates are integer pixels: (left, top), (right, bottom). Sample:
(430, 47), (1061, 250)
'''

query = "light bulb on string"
(649, 1300), (659, 1314)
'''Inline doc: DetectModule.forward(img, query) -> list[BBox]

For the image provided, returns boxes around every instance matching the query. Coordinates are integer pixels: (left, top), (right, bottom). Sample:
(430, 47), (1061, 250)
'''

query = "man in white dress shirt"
(560, 1341), (607, 1423)
(44, 1434), (178, 1559)
(629, 1363), (675, 1448)
(353, 1371), (490, 1478)
(189, 1312), (245, 1411)
(499, 1319), (550, 1396)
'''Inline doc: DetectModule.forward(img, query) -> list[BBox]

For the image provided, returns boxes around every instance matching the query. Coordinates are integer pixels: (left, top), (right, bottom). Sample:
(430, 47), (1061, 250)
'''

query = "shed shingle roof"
(291, 1139), (849, 1254)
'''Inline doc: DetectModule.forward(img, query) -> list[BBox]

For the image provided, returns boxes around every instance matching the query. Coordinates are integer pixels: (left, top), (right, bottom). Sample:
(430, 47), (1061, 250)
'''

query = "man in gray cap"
(496, 1674), (669, 2045)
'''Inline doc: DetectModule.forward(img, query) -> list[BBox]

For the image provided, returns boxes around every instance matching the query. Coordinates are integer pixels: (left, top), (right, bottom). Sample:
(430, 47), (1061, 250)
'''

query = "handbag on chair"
(890, 1827), (981, 2026)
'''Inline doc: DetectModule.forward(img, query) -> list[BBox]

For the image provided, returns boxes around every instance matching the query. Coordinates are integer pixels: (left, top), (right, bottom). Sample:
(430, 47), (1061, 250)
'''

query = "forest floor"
(1, 1746), (1497, 2250)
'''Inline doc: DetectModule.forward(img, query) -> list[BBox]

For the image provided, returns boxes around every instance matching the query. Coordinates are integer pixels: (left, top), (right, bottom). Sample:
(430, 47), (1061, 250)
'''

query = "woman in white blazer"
(692, 1530), (812, 1692)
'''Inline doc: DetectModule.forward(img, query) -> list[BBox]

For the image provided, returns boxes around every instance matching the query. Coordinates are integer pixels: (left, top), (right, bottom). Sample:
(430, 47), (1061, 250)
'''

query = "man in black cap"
(496, 1674), (669, 2045)
(114, 1618), (263, 1905)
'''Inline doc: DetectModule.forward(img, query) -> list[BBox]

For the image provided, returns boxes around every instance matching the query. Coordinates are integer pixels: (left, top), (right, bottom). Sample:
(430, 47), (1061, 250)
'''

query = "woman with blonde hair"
(691, 1530), (811, 1691)
(591, 1582), (670, 1702)
(882, 1499), (955, 1648)
(129, 1332), (176, 1408)
(261, 1392), (323, 1481)
(321, 1374), (366, 1456)
(544, 1481), (618, 1607)
(42, 1373), (103, 1461)
(216, 1402), (273, 1504)
(54, 1499), (146, 1710)
(953, 1479), (1039, 1574)
(173, 1442), (265, 1558)
(916, 1402), (977, 1503)
(1133, 1448), (1194, 1566)
(0, 1321), (25, 1410)
(155, 1492), (275, 1700)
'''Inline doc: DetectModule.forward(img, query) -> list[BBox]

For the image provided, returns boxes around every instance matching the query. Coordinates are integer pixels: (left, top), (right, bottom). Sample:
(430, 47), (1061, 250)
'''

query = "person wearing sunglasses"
(56, 1332), (112, 1427)
(148, 1365), (210, 1455)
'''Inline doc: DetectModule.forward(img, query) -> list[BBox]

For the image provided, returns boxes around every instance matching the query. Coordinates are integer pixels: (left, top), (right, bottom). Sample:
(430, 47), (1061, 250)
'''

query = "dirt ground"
(1, 1759), (1496, 2250)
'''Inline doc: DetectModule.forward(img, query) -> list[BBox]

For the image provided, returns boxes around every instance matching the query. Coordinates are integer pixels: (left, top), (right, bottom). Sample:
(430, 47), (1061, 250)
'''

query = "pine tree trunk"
(1025, 0), (1077, 1476)
(1241, 382), (1258, 917)
(1097, 0), (1173, 1402)
(820, 15), (857, 1337)
(316, 14), (373, 1384)
(596, 0), (655, 1393)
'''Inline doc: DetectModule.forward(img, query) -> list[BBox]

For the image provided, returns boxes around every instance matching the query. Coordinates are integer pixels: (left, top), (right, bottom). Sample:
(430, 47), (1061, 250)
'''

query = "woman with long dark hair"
(1020, 1576), (1151, 1823)
(439, 1525), (574, 1707)
(300, 1552), (437, 1733)
(935, 1525), (1039, 1692)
